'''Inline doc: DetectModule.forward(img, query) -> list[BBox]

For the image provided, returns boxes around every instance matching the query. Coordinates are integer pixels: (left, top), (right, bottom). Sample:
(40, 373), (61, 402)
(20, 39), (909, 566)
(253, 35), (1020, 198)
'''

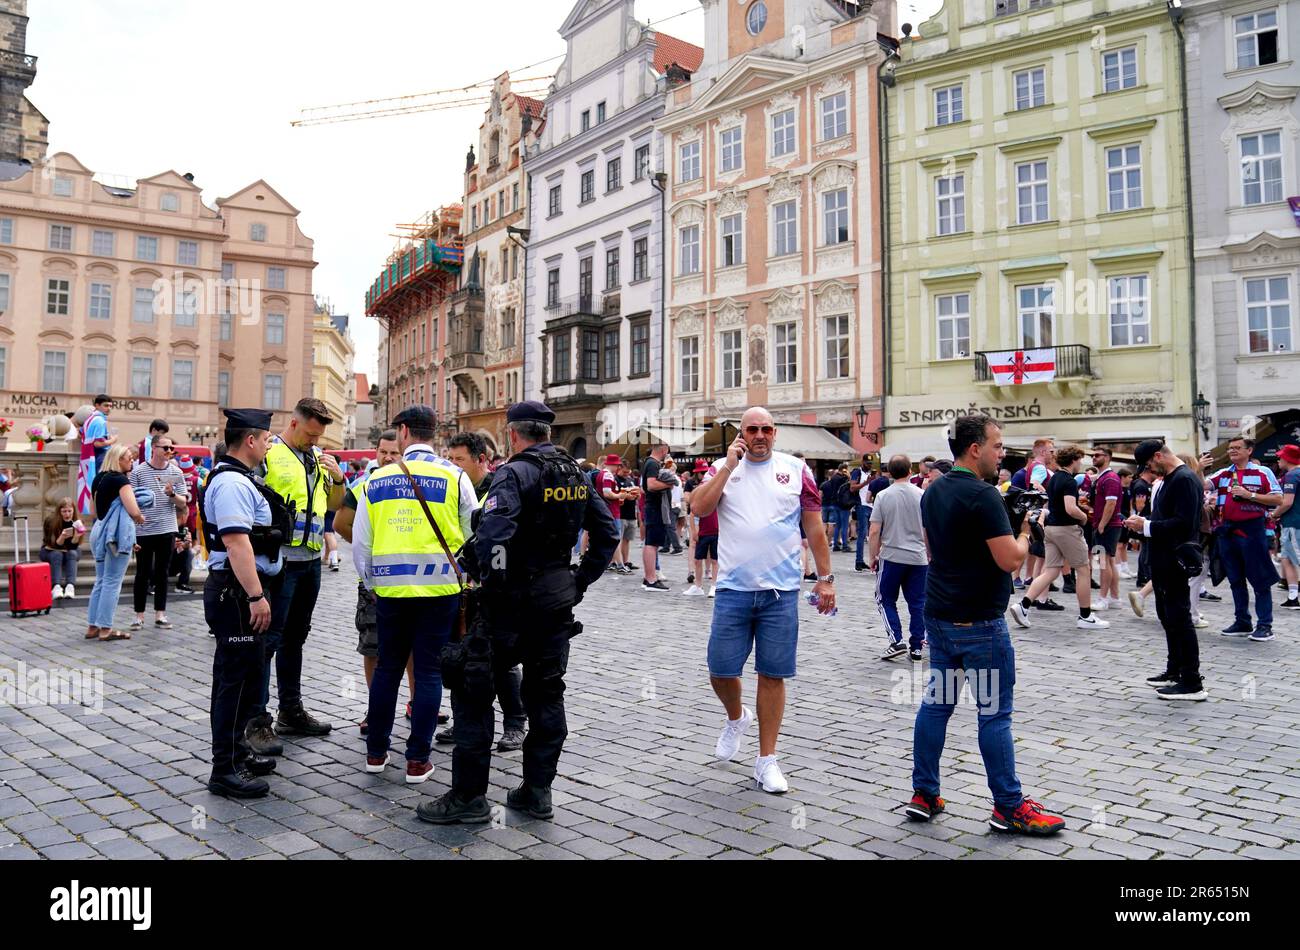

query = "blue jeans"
(854, 506), (871, 564)
(708, 588), (799, 678)
(87, 551), (130, 629)
(259, 558), (322, 713)
(912, 616), (1022, 814)
(876, 560), (927, 649)
(831, 507), (850, 548)
(367, 593), (458, 762)
(1218, 520), (1278, 626)
(41, 548), (80, 587)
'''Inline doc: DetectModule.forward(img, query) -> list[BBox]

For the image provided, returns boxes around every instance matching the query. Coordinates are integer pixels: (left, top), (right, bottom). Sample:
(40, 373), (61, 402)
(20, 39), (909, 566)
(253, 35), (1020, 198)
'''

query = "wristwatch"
(247, 593), (266, 604)
(817, 574), (835, 584)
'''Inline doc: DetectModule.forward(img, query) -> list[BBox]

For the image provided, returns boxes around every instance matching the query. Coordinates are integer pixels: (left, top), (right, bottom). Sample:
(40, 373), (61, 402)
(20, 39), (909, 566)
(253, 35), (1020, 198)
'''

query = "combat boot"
(244, 713), (284, 757)
(239, 753), (277, 776)
(207, 770), (269, 799)
(276, 701), (333, 736)
(415, 791), (492, 825)
(506, 782), (553, 820)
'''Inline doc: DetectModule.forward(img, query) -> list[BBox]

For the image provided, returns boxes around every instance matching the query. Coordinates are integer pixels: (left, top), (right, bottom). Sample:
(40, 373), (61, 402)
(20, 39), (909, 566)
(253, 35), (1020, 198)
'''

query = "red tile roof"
(514, 94), (545, 119)
(356, 373), (371, 403)
(652, 32), (704, 75)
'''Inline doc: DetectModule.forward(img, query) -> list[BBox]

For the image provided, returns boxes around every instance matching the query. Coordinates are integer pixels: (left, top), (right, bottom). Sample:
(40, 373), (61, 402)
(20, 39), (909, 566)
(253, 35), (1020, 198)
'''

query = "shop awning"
(878, 427), (953, 463)
(604, 424), (709, 456)
(692, 420), (854, 461)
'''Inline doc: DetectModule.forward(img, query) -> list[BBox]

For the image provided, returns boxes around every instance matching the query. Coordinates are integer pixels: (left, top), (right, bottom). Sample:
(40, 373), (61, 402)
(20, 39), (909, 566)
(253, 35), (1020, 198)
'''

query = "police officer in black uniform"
(417, 400), (619, 823)
(200, 409), (293, 798)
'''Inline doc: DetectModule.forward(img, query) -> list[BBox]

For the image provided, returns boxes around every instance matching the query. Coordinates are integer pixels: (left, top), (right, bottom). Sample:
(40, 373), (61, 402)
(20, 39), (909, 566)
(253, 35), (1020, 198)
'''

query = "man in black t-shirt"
(909, 413), (1064, 836)
(1129, 468), (1156, 586)
(640, 442), (672, 591)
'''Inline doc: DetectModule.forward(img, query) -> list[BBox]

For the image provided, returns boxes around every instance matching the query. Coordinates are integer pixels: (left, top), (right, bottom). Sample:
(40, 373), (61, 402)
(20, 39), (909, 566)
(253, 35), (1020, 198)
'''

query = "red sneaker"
(405, 760), (435, 784)
(364, 753), (389, 773)
(989, 798), (1065, 835)
(904, 791), (946, 822)
(405, 702), (412, 721)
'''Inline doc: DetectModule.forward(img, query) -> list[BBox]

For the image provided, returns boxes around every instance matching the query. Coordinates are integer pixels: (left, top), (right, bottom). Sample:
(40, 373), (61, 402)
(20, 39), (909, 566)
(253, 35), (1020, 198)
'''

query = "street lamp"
(1193, 391), (1212, 441)
(854, 403), (869, 438)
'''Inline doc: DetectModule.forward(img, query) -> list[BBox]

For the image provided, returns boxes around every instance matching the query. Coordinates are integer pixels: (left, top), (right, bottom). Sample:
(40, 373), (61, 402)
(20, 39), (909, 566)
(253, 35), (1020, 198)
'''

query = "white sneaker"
(63, 584), (75, 598)
(1193, 615), (1209, 629)
(754, 755), (789, 794)
(1077, 614), (1110, 629)
(1092, 598), (1107, 610)
(715, 706), (753, 761)
(1009, 601), (1032, 628)
(51, 585), (62, 600)
(682, 585), (705, 596)
(1128, 592), (1145, 618)
(1118, 565), (1132, 578)
(708, 586), (716, 598)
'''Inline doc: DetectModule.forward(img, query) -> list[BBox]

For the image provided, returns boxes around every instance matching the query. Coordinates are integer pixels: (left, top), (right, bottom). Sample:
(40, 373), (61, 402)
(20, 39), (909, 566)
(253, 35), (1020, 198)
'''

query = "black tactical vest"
(511, 447), (587, 572)
(198, 458), (295, 560)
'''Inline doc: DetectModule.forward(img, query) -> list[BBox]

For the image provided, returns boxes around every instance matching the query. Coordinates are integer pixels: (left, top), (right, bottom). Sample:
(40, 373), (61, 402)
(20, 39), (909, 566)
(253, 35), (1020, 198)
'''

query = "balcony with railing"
(543, 292), (621, 321)
(973, 344), (1095, 394)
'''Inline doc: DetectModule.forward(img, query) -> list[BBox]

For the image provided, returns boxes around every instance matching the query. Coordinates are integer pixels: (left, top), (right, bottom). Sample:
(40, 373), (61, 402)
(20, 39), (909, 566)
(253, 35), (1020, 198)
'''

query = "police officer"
(246, 397), (346, 754)
(417, 400), (619, 824)
(201, 409), (291, 798)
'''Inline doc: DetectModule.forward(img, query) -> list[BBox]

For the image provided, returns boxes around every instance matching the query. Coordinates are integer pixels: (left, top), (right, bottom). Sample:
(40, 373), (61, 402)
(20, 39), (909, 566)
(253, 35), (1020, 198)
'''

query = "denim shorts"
(708, 588), (799, 679)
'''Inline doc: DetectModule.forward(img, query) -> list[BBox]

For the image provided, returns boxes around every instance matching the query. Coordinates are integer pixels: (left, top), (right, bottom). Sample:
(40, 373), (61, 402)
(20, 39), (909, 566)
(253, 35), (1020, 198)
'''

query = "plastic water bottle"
(806, 591), (837, 617)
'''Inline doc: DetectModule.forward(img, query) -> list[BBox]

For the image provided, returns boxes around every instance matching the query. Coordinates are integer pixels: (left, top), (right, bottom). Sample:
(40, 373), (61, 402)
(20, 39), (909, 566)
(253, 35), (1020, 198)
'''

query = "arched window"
(746, 1), (767, 36)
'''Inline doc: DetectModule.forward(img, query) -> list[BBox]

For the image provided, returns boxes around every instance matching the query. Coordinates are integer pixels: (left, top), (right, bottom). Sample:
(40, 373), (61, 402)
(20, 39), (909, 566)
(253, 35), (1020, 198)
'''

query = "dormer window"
(250, 223), (267, 242)
(160, 192), (180, 212)
(52, 177), (73, 198)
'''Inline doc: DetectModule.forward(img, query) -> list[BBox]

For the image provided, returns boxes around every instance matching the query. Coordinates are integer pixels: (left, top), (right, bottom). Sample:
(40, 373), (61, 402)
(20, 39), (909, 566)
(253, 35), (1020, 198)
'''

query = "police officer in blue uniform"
(200, 409), (292, 799)
(417, 400), (619, 823)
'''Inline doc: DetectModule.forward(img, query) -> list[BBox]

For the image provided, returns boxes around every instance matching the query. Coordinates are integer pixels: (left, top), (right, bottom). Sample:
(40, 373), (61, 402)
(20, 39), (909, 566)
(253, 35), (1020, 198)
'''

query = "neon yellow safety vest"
(363, 456), (464, 598)
(263, 440), (330, 551)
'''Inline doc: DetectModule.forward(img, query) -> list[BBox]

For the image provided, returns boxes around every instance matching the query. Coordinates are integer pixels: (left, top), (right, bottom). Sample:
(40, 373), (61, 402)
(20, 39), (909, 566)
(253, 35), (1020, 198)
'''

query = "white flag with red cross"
(987, 348), (1056, 385)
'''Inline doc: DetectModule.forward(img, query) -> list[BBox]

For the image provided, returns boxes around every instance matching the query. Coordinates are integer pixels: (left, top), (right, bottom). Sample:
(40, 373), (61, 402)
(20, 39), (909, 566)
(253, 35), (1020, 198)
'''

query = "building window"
(89, 282), (112, 319)
(220, 310), (233, 341)
(771, 109), (796, 157)
(1245, 275), (1291, 353)
(471, 206), (479, 230)
(1108, 275), (1150, 346)
(773, 200), (798, 256)
(218, 370), (230, 407)
(1235, 10), (1279, 69)
(634, 144), (651, 180)
(605, 247), (620, 289)
(501, 307), (515, 349)
(581, 109), (591, 132)
(720, 127), (743, 173)
(49, 224), (73, 251)
(1240, 130), (1283, 205)
(821, 92), (848, 140)
(42, 350), (67, 391)
(133, 287), (156, 322)
(680, 141), (701, 182)
(935, 85), (963, 125)
(936, 174), (965, 235)
(1102, 46), (1138, 92)
(0, 218), (11, 244)
(266, 312), (285, 345)
(53, 177), (73, 197)
(136, 235), (159, 261)
(823, 188), (849, 245)
(1016, 159), (1050, 224)
(607, 157), (621, 192)
(222, 261), (234, 281)
(548, 185), (562, 217)
(721, 329), (743, 388)
(936, 293), (971, 359)
(178, 240), (199, 266)
(160, 192), (179, 212)
(512, 182), (520, 211)
(176, 289), (198, 327)
(131, 356), (154, 397)
(597, 101), (606, 123)
(46, 278), (71, 315)
(631, 320), (650, 376)
(552, 332), (571, 383)
(603, 327), (620, 380)
(266, 266), (287, 290)
(0, 346), (6, 387)
(996, 0), (1051, 15)
(1013, 67), (1046, 110)
(680, 336), (700, 391)
(92, 229), (115, 257)
(580, 170), (595, 204)
(263, 373), (283, 409)
(824, 314), (849, 379)
(0, 273), (8, 311)
(250, 223), (267, 242)
(633, 236), (649, 280)
(172, 359), (194, 400)
(85, 353), (109, 394)
(721, 213), (743, 266)
(578, 256), (593, 306)
(581, 329), (600, 381)
(547, 268), (560, 307)
(1017, 284), (1055, 348)
(747, 1), (767, 35)
(1106, 144), (1143, 211)
(774, 322), (797, 384)
(679, 225), (701, 275)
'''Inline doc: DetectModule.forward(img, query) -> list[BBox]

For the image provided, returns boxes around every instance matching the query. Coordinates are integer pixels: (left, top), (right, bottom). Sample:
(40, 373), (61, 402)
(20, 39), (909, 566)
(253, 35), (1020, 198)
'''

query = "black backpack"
(835, 477), (858, 510)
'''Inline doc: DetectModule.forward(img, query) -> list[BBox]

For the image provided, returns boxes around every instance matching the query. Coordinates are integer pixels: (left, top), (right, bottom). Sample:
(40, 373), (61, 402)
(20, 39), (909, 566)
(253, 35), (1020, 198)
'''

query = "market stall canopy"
(692, 420), (854, 461)
(604, 424), (710, 457)
(878, 426), (953, 463)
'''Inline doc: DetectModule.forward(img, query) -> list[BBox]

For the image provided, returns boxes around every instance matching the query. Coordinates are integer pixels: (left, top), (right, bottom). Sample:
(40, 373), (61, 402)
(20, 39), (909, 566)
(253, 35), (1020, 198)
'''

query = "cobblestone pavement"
(2, 542), (1299, 861)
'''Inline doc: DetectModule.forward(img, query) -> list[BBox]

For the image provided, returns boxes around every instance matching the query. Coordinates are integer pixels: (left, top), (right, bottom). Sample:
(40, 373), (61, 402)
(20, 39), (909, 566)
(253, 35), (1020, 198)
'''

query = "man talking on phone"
(689, 407), (833, 794)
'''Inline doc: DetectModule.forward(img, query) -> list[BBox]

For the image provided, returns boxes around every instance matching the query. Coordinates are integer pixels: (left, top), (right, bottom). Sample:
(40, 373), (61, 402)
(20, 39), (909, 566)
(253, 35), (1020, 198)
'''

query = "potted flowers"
(26, 423), (49, 452)
(0, 417), (13, 450)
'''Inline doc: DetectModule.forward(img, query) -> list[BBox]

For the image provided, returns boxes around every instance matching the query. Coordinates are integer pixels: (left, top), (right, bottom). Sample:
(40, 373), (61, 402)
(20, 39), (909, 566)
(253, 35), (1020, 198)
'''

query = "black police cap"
(506, 400), (556, 425)
(222, 408), (274, 431)
(392, 404), (436, 429)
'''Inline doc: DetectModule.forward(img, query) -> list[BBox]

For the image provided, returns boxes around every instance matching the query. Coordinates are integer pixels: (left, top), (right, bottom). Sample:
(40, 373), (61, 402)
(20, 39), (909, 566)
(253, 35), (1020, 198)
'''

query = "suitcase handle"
(13, 514), (31, 564)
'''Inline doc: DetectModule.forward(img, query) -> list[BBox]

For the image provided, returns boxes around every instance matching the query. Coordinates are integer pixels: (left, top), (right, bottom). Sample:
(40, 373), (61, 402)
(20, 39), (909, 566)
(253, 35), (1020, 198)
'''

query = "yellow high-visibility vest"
(263, 440), (330, 551)
(363, 456), (464, 598)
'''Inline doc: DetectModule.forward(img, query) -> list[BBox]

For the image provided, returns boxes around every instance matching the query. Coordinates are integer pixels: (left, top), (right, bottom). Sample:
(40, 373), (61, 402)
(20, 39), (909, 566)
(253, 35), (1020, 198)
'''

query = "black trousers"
(1152, 565), (1200, 686)
(1137, 538), (1152, 587)
(205, 573), (265, 774)
(451, 608), (573, 799)
(134, 533), (176, 613)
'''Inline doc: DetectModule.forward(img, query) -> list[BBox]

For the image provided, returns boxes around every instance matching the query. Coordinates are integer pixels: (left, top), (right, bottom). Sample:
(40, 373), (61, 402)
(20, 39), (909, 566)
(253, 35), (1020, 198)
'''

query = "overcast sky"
(29, 0), (940, 379)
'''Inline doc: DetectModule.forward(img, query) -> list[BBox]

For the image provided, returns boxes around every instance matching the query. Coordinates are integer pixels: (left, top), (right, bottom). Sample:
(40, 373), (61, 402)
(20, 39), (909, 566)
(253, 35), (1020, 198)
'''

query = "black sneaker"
(641, 579), (670, 592)
(497, 729), (526, 752)
(506, 782), (554, 820)
(244, 715), (284, 757)
(909, 648), (924, 662)
(686, 573), (696, 584)
(276, 702), (333, 736)
(175, 583), (194, 594)
(1199, 591), (1222, 602)
(880, 640), (908, 661)
(1033, 599), (1065, 611)
(855, 562), (868, 572)
(1061, 581), (1077, 595)
(1145, 670), (1177, 686)
(1157, 681), (1208, 702)
(416, 791), (492, 824)
(207, 770), (269, 799)
(1221, 620), (1254, 636)
(238, 754), (277, 776)
(1250, 625), (1275, 643)
(1049, 582), (1060, 592)
(1283, 598), (1300, 610)
(1090, 578), (1100, 590)
(435, 725), (456, 745)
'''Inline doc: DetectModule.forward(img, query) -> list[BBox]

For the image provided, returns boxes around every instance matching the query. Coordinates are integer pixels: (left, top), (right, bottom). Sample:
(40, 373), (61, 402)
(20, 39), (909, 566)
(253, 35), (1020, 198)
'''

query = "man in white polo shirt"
(688, 406), (835, 794)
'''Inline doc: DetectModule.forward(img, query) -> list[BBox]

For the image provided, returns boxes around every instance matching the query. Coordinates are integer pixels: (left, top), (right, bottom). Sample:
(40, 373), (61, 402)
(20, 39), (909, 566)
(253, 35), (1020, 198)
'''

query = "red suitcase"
(8, 515), (53, 617)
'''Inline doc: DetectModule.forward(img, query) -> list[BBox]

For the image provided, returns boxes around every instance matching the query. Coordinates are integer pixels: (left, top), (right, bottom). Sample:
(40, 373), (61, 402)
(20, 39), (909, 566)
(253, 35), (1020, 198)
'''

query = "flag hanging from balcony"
(987, 348), (1056, 385)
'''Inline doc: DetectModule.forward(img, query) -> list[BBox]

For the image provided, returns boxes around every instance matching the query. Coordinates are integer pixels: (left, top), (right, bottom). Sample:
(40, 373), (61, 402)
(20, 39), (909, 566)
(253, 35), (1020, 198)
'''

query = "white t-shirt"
(710, 450), (822, 592)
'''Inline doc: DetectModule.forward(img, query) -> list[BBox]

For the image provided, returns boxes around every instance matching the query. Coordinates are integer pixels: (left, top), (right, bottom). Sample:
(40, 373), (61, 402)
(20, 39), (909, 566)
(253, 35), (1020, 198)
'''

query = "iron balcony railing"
(973, 344), (1093, 383)
(543, 292), (621, 319)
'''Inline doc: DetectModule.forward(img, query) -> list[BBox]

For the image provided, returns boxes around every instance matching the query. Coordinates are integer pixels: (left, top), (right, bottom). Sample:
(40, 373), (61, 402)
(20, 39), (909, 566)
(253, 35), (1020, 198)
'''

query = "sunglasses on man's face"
(744, 426), (775, 436)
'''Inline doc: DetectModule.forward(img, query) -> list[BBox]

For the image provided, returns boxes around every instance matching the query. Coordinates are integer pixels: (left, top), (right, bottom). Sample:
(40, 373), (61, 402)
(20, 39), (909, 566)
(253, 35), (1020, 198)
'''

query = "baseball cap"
(1133, 439), (1165, 472)
(391, 405), (436, 429)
